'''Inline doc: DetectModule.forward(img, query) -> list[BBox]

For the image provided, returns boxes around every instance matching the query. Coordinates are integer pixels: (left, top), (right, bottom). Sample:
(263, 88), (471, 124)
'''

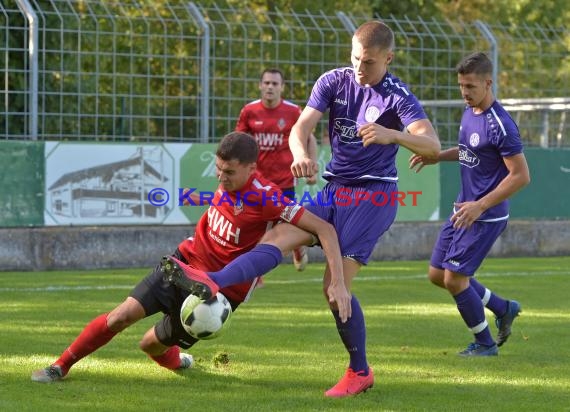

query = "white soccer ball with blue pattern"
(180, 292), (232, 340)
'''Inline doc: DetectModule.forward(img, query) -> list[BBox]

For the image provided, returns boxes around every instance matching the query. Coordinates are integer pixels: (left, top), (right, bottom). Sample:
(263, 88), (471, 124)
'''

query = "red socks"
(54, 313), (117, 376)
(51, 312), (181, 374)
(149, 346), (181, 370)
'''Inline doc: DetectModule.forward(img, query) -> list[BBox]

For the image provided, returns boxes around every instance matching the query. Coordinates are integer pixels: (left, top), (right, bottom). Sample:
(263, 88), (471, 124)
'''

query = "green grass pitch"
(1, 256), (569, 411)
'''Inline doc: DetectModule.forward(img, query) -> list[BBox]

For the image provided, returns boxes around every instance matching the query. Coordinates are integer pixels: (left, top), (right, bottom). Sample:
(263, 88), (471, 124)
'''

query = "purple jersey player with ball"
(285, 20), (440, 397)
(410, 52), (530, 356)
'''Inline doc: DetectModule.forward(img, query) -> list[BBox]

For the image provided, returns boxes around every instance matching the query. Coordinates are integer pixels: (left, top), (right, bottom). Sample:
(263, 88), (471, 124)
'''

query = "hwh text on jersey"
(255, 132), (284, 149)
(207, 208), (240, 245)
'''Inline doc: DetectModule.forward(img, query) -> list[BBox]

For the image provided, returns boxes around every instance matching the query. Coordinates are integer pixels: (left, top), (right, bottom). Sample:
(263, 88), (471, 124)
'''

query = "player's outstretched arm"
(409, 147), (459, 173)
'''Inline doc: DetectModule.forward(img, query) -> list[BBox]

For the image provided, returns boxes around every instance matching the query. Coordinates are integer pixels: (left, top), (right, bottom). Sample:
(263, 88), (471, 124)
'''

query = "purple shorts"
(304, 180), (398, 265)
(431, 218), (507, 276)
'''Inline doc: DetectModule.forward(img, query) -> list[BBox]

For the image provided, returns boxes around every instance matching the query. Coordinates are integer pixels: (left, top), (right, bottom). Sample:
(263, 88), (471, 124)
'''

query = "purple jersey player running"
(410, 52), (530, 356)
(286, 20), (440, 397)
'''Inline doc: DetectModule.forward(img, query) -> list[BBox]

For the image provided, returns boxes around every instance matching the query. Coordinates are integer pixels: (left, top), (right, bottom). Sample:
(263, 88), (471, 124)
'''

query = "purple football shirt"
(306, 67), (428, 185)
(456, 101), (523, 221)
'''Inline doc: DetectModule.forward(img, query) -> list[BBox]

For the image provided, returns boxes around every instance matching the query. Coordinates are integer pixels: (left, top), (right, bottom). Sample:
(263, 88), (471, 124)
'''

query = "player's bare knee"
(443, 271), (468, 295)
(427, 266), (445, 288)
(106, 299), (145, 332)
(138, 333), (154, 353)
(261, 222), (311, 253)
(428, 271), (442, 286)
(106, 312), (134, 332)
(139, 328), (166, 355)
(259, 229), (279, 244)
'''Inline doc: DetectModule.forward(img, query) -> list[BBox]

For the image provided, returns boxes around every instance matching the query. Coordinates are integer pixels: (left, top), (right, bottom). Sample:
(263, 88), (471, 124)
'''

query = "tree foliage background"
(2, 0), (568, 141)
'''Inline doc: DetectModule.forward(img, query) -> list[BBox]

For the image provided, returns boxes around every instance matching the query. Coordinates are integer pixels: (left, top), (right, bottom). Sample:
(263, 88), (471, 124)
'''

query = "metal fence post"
(336, 11), (356, 33)
(15, 0), (38, 140)
(187, 2), (210, 143)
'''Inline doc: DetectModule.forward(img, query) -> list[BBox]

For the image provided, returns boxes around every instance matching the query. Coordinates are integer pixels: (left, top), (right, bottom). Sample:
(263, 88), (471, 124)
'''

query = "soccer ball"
(180, 292), (232, 340)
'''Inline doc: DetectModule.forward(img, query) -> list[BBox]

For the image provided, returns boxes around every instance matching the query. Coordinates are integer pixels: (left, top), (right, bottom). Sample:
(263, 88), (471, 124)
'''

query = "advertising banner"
(0, 141), (45, 227)
(44, 142), (185, 225)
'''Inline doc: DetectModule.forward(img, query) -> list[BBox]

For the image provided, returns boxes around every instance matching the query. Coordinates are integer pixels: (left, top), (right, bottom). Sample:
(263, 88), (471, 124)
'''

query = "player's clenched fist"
(359, 123), (396, 147)
(290, 157), (318, 179)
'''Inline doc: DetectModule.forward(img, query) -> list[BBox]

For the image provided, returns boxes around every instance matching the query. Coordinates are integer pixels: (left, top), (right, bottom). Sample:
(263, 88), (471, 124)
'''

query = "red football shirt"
(178, 171), (304, 302)
(236, 99), (302, 189)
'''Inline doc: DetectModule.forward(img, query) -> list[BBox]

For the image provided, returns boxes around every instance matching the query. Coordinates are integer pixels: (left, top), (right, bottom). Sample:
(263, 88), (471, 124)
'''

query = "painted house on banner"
(47, 155), (168, 218)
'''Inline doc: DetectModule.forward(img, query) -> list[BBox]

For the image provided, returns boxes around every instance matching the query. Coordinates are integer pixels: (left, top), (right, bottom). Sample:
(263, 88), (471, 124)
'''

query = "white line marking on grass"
(1, 270), (566, 292)
(270, 270), (569, 284)
(0, 285), (133, 292)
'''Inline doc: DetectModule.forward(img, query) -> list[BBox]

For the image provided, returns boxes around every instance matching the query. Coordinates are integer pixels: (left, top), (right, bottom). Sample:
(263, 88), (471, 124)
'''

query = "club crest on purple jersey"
(469, 133), (480, 147)
(365, 106), (380, 122)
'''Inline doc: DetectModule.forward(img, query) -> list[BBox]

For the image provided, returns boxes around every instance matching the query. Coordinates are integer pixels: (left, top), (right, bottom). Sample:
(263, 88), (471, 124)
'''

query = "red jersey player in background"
(32, 132), (350, 383)
(236, 68), (318, 274)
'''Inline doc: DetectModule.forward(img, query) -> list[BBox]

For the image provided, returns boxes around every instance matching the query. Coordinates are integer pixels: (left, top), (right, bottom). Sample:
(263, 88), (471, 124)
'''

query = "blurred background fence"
(1, 0), (569, 147)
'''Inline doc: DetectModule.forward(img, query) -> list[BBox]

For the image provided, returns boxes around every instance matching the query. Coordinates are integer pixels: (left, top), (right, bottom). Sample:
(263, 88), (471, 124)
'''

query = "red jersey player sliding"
(31, 132), (351, 386)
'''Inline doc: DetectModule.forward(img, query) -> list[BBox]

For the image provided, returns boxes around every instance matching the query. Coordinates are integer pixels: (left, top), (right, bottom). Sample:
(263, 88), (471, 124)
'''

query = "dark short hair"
(354, 21), (395, 51)
(260, 68), (285, 83)
(456, 52), (493, 76)
(216, 132), (258, 164)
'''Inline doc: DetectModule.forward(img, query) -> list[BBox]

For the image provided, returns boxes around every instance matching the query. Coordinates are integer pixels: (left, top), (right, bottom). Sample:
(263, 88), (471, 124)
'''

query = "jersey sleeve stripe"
(490, 107), (507, 136)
